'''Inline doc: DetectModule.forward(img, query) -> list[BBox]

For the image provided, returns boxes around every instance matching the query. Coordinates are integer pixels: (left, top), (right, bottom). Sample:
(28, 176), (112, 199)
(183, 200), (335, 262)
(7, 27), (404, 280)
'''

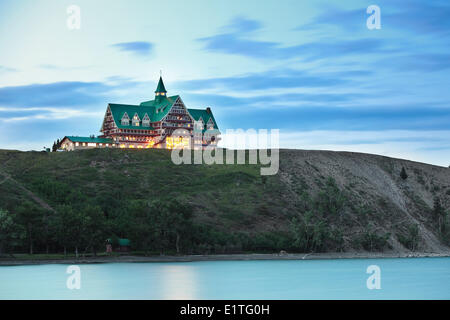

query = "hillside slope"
(0, 148), (449, 254)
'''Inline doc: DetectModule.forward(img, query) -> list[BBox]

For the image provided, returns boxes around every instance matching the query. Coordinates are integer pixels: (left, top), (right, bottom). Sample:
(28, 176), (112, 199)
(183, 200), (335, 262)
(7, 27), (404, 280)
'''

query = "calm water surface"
(0, 257), (449, 299)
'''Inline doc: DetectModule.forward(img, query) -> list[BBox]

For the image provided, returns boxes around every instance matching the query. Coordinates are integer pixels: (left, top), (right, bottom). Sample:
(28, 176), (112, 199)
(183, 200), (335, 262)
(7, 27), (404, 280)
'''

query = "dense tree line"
(1, 175), (448, 256)
(0, 198), (196, 257)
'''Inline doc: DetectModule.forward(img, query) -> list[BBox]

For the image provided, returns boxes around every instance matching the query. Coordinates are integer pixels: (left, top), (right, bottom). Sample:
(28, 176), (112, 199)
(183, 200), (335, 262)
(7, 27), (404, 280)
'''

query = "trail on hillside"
(0, 170), (55, 212)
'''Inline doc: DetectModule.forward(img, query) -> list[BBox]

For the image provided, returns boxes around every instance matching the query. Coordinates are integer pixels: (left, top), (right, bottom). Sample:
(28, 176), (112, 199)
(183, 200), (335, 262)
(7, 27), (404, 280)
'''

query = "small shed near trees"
(118, 239), (130, 252)
(106, 238), (131, 253)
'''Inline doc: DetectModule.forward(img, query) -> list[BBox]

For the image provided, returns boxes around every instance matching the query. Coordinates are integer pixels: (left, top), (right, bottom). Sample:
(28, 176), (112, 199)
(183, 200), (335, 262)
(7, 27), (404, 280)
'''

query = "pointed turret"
(154, 76), (167, 103)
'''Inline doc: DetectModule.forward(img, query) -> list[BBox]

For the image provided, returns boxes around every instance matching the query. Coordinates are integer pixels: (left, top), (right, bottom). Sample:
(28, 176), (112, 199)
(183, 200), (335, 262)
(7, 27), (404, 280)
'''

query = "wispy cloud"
(175, 68), (364, 92)
(198, 16), (393, 61)
(224, 16), (263, 33)
(0, 65), (17, 73)
(0, 81), (118, 108)
(296, 1), (450, 36)
(111, 41), (153, 56)
(0, 77), (151, 124)
(374, 53), (450, 72)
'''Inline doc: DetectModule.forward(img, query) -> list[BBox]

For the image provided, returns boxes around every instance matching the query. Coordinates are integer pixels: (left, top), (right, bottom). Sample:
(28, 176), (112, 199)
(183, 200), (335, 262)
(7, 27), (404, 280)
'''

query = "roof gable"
(139, 95), (180, 121)
(187, 108), (219, 130)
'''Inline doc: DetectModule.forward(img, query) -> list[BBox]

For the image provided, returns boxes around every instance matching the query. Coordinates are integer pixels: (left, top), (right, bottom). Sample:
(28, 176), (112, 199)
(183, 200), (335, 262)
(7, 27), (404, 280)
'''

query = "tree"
(127, 199), (194, 255)
(433, 197), (446, 233)
(316, 177), (346, 218)
(167, 200), (193, 254)
(147, 200), (173, 255)
(290, 211), (329, 252)
(261, 176), (267, 188)
(53, 204), (87, 258)
(41, 208), (54, 254)
(16, 202), (44, 254)
(358, 226), (390, 252)
(400, 167), (408, 180)
(81, 205), (106, 256)
(0, 209), (25, 256)
(127, 200), (154, 254)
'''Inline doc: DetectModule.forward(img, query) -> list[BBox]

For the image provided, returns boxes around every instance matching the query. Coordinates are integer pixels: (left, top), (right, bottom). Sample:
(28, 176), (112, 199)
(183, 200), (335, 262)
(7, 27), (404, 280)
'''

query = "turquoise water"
(0, 257), (449, 299)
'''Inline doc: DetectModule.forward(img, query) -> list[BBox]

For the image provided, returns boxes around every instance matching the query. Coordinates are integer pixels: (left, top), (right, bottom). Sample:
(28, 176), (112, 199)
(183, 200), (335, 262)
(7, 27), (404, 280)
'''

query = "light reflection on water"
(160, 265), (198, 300)
(0, 257), (449, 300)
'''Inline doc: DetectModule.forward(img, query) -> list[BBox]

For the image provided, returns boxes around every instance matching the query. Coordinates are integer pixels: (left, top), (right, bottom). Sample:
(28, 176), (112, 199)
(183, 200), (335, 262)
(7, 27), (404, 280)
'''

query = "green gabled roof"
(188, 108), (219, 130)
(107, 96), (220, 133)
(155, 76), (167, 93)
(108, 103), (156, 130)
(139, 95), (180, 122)
(109, 96), (179, 129)
(64, 136), (113, 143)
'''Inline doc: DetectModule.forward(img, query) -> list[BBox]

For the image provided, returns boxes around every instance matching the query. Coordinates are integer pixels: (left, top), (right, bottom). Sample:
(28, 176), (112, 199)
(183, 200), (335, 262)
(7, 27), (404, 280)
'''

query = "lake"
(0, 257), (449, 299)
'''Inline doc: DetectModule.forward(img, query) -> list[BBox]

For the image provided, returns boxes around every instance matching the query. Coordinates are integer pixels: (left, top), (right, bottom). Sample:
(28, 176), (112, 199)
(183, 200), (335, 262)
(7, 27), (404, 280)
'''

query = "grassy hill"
(0, 148), (449, 255)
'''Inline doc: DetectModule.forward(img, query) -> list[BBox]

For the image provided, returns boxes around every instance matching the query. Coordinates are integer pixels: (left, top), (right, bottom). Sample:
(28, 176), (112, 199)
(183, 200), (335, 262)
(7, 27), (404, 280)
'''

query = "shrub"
(400, 167), (408, 180)
(397, 224), (420, 251)
(356, 227), (390, 251)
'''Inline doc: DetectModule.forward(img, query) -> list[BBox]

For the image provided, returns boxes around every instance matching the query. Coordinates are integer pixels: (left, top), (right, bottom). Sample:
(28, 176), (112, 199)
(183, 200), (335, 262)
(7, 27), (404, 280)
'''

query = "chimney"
(206, 107), (211, 114)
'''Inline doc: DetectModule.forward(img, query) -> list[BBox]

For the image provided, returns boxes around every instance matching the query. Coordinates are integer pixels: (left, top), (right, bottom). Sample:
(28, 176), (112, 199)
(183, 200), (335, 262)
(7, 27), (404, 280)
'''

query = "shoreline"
(1, 251), (449, 266)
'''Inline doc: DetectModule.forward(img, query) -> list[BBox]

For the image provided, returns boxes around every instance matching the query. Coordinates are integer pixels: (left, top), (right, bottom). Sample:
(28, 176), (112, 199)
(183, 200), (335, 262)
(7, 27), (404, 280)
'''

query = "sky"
(0, 0), (449, 166)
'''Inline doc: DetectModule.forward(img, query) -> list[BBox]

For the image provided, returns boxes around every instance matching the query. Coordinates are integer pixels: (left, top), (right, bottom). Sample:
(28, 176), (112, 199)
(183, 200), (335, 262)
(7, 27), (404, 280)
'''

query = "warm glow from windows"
(166, 136), (190, 150)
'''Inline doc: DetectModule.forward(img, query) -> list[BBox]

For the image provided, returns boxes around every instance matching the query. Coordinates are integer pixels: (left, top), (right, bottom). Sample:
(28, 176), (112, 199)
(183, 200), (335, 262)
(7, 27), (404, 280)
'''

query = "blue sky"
(0, 0), (449, 166)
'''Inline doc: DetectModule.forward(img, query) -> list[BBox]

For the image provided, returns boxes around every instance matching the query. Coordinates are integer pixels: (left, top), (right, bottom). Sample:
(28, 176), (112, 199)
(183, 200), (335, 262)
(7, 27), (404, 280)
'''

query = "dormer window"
(142, 113), (150, 127)
(195, 118), (204, 130)
(132, 113), (140, 126)
(121, 112), (130, 126)
(207, 118), (214, 130)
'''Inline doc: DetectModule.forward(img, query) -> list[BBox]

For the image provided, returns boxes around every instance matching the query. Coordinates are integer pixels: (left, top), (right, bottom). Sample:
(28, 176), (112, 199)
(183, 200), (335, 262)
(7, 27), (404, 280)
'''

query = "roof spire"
(155, 73), (167, 103)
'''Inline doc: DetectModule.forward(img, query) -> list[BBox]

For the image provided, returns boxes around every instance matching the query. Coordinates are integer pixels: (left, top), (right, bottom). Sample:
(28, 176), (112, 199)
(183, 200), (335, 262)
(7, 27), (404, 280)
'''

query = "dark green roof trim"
(64, 136), (114, 143)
